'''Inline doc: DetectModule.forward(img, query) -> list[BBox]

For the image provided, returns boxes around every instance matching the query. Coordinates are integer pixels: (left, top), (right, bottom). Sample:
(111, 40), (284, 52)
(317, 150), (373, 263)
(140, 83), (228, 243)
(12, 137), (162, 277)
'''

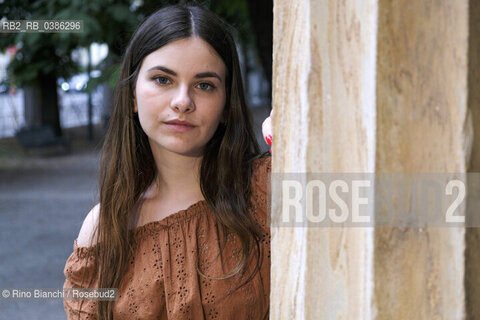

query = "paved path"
(0, 148), (101, 320)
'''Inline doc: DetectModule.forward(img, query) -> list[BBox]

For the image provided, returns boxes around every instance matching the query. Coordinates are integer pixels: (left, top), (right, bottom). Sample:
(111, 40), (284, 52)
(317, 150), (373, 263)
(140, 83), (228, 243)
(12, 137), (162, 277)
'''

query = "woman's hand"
(262, 109), (273, 153)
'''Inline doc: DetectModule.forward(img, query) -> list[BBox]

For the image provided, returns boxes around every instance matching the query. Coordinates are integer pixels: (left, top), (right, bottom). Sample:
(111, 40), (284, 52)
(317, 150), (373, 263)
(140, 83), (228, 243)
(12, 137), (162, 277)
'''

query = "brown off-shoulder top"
(63, 156), (271, 319)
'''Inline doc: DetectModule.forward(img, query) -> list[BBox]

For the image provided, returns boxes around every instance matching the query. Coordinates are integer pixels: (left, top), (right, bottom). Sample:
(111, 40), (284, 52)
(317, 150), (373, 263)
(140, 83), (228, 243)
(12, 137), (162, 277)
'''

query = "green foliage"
(208, 0), (254, 46)
(0, 0), (140, 88)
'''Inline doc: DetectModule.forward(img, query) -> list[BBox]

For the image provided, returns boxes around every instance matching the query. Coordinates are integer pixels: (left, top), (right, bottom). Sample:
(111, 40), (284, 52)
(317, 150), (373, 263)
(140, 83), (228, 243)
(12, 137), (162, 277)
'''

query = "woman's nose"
(170, 86), (194, 113)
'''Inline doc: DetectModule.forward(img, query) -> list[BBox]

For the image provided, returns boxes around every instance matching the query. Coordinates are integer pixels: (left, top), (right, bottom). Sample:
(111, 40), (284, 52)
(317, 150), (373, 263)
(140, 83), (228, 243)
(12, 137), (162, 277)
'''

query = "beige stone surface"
(271, 0), (473, 318)
(374, 1), (468, 319)
(271, 0), (377, 318)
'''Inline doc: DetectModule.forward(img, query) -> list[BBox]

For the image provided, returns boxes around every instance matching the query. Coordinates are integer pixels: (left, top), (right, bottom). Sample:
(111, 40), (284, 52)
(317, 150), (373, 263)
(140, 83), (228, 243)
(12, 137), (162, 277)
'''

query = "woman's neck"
(149, 147), (204, 201)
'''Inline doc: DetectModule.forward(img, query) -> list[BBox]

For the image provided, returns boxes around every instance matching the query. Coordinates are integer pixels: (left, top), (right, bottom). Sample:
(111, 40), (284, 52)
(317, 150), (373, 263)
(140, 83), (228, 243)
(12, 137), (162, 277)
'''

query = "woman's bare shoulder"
(76, 203), (100, 248)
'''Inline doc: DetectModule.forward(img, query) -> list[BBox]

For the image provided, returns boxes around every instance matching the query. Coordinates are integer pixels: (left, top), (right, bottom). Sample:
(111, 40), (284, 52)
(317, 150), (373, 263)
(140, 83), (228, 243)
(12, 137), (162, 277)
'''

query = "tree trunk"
(39, 72), (62, 137)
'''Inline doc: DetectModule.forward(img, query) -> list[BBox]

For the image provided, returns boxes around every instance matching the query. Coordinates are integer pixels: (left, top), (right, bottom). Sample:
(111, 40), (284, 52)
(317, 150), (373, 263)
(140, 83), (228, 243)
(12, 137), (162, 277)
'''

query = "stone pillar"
(270, 0), (474, 318)
(374, 0), (469, 318)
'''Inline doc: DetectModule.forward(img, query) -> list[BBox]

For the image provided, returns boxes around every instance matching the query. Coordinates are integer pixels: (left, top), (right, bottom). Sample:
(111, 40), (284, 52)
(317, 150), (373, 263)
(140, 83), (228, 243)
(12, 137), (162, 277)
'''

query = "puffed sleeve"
(63, 240), (99, 320)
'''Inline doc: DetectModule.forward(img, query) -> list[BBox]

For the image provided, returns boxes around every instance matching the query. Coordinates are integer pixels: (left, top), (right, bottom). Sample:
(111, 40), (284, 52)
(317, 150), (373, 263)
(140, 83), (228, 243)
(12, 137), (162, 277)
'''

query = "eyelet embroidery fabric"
(63, 156), (271, 320)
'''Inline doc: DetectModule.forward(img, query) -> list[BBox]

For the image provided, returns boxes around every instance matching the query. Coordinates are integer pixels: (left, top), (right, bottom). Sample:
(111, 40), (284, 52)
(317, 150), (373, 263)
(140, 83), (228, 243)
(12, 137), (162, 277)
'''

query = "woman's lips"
(164, 123), (195, 132)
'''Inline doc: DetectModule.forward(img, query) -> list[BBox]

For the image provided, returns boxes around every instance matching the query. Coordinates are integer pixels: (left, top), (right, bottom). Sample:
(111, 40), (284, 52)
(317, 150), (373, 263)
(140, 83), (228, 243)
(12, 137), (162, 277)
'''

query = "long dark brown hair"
(91, 3), (269, 319)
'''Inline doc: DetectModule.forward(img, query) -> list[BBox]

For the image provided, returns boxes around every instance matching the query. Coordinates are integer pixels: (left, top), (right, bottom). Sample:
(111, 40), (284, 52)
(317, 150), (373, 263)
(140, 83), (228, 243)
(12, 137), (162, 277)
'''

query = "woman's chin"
(147, 136), (205, 157)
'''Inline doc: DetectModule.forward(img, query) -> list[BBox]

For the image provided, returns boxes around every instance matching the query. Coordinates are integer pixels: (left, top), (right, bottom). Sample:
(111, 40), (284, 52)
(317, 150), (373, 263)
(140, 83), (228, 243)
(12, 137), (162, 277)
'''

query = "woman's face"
(134, 37), (227, 157)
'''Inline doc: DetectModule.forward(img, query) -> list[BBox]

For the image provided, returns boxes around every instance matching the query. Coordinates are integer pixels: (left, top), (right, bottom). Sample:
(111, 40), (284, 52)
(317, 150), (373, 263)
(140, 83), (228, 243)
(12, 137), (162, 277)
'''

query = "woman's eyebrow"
(195, 72), (222, 83)
(147, 65), (222, 83)
(147, 65), (176, 75)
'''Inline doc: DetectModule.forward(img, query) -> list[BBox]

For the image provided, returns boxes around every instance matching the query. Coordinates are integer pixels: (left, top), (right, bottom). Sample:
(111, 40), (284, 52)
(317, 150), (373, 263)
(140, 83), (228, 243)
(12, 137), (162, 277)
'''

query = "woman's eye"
(153, 76), (171, 85)
(197, 82), (214, 91)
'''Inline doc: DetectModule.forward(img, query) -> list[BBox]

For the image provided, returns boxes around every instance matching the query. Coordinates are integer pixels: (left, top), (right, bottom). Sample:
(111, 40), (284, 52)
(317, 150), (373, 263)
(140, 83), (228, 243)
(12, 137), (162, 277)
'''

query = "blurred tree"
(0, 0), (140, 138)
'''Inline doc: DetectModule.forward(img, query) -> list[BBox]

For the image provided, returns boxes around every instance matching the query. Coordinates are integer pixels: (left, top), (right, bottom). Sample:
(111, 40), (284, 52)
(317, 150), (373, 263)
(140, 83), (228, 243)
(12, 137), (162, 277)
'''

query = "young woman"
(63, 3), (273, 320)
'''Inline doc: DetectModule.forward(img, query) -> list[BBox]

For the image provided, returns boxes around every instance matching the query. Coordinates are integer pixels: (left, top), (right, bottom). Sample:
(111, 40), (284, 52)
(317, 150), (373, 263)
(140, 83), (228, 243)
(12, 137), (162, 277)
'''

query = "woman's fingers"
(262, 112), (272, 146)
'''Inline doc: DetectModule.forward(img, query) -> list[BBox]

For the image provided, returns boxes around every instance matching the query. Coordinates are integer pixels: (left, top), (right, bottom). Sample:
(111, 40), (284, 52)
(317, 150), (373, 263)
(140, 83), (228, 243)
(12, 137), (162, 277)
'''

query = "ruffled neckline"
(73, 199), (210, 256)
(131, 199), (210, 239)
